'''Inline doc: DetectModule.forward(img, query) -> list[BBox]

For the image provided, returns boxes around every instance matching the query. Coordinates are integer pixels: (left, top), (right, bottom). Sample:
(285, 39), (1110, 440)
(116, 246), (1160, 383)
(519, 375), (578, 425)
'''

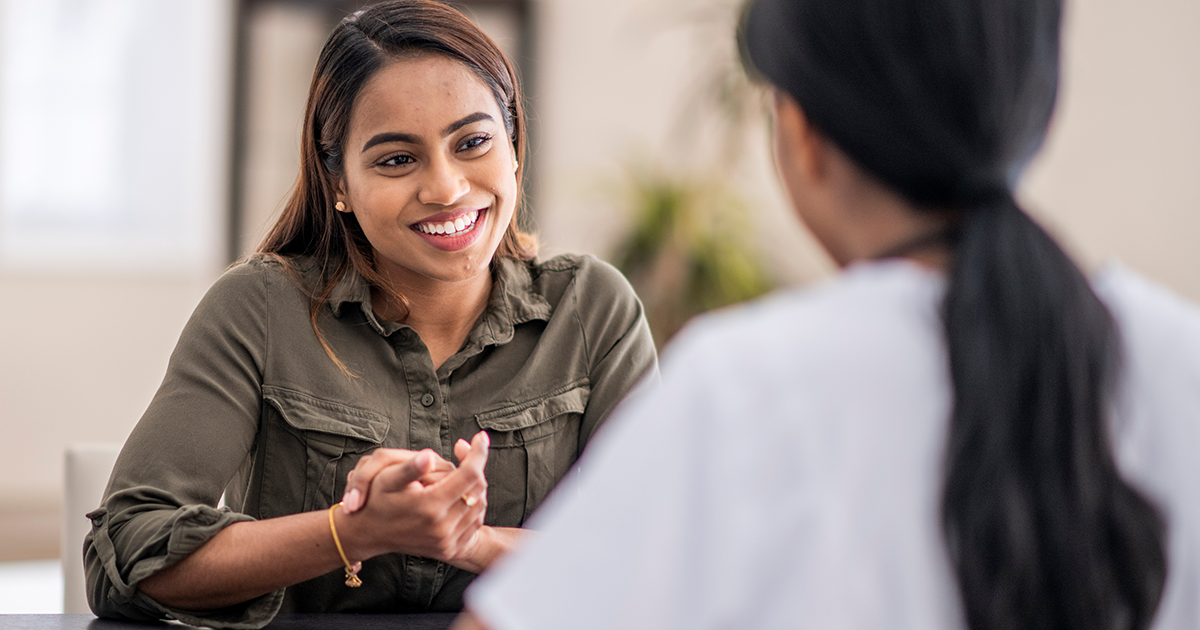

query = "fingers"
(434, 480), (488, 565)
(341, 434), (490, 563)
(453, 501), (487, 545)
(345, 432), (488, 517)
(451, 438), (482, 502)
(431, 432), (490, 505)
(460, 431), (489, 471)
(373, 450), (438, 494)
(343, 448), (453, 513)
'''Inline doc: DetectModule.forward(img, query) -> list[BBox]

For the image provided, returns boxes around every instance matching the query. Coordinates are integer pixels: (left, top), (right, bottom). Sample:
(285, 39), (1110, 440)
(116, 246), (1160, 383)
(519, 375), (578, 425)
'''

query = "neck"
(827, 181), (954, 270)
(372, 263), (493, 370)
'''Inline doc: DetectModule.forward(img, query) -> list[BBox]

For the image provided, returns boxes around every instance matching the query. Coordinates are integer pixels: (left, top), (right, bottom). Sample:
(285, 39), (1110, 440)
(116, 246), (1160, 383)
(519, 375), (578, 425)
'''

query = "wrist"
(450, 525), (495, 574)
(328, 504), (366, 588)
(331, 503), (374, 563)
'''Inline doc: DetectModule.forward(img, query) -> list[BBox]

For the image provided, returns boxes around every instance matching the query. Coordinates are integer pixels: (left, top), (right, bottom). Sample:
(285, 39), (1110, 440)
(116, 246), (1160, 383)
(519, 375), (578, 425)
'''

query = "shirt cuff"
(87, 502), (285, 629)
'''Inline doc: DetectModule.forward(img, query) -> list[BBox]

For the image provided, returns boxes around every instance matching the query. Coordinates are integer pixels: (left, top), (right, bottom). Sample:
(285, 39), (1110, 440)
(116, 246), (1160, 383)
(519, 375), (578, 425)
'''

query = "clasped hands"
(333, 431), (492, 573)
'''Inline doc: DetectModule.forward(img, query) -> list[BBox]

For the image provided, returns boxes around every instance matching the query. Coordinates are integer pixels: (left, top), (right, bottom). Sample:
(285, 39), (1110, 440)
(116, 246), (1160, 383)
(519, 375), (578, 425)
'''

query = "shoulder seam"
(535, 252), (587, 273)
(568, 268), (591, 367)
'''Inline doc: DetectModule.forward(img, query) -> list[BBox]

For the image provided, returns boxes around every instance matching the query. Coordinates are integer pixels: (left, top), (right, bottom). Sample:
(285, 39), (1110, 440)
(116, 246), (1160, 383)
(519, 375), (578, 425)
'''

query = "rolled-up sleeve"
(84, 261), (283, 628)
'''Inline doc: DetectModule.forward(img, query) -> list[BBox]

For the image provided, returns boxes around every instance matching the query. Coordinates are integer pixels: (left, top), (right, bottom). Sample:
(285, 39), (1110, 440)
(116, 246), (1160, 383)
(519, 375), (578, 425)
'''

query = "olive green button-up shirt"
(84, 253), (657, 629)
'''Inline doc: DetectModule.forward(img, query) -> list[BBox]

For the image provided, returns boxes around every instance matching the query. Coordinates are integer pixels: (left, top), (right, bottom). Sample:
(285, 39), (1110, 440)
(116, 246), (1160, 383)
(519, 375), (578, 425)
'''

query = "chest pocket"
(264, 385), (390, 513)
(475, 379), (590, 526)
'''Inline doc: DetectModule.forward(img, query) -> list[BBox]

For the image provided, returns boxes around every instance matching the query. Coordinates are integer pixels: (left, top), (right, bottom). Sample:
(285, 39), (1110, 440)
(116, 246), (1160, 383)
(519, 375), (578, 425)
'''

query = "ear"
(332, 177), (349, 212)
(772, 91), (831, 186)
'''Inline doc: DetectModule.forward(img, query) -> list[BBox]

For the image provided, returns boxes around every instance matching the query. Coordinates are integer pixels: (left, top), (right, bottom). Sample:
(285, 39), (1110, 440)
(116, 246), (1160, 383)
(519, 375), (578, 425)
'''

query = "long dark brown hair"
(258, 0), (535, 371)
(742, 0), (1167, 628)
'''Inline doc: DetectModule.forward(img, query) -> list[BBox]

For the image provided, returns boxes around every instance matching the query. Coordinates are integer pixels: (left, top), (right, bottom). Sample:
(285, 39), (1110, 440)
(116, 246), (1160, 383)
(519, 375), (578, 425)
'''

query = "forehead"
(349, 53), (501, 139)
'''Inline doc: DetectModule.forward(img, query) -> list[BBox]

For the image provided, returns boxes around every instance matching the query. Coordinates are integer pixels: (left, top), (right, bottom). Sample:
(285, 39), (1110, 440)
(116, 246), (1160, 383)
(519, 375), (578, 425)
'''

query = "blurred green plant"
(612, 168), (773, 348)
(608, 0), (775, 347)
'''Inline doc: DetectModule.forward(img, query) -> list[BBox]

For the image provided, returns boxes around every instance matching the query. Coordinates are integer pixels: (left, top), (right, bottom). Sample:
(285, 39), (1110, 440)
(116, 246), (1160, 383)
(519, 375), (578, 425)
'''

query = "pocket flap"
(264, 385), (390, 444)
(475, 379), (590, 432)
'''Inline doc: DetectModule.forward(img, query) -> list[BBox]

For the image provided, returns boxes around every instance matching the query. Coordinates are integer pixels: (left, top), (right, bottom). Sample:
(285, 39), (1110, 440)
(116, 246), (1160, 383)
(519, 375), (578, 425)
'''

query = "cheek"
(773, 132), (805, 210)
(498, 176), (518, 210)
(773, 135), (828, 243)
(344, 181), (411, 248)
(348, 192), (390, 233)
(486, 167), (519, 220)
(349, 213), (390, 257)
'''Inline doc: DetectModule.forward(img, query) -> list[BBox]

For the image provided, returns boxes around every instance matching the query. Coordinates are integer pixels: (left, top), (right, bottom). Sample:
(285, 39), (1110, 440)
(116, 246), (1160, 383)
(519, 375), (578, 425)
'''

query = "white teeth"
(417, 210), (481, 236)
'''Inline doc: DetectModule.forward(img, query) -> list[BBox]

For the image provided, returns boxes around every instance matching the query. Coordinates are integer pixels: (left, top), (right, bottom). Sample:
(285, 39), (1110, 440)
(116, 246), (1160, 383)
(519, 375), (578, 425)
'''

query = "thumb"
(373, 449), (435, 493)
(457, 431), (490, 474)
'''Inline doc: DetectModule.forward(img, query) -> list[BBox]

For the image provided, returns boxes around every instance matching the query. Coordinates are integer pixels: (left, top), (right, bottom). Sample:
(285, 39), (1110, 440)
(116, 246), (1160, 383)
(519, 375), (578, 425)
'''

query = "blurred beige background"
(1, 0), (1197, 563)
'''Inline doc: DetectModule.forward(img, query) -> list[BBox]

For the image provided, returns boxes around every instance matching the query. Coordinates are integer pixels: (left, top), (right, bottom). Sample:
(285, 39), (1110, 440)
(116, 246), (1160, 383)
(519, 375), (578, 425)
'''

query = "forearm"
(138, 509), (345, 610)
(136, 515), (517, 610)
(139, 443), (502, 611)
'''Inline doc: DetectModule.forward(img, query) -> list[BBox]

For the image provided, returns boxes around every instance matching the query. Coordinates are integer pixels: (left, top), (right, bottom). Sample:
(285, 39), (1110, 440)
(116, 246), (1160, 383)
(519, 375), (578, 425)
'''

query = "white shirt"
(467, 260), (1200, 630)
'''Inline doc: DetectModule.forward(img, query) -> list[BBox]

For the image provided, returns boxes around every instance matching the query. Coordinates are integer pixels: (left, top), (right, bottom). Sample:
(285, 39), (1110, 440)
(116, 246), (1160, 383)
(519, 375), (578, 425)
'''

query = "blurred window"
(0, 0), (231, 275)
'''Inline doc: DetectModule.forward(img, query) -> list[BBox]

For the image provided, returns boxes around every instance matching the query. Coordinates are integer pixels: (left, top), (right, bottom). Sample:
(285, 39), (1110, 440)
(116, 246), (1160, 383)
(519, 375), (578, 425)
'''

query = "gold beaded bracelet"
(328, 502), (363, 587)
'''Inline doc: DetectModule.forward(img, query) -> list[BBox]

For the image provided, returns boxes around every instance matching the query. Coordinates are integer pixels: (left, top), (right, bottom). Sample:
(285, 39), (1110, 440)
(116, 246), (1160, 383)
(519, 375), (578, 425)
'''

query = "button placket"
(394, 329), (446, 455)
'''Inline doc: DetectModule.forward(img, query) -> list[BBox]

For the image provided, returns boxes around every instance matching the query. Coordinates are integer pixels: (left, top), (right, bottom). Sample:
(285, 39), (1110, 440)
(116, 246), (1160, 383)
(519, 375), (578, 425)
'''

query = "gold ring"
(461, 494), (478, 507)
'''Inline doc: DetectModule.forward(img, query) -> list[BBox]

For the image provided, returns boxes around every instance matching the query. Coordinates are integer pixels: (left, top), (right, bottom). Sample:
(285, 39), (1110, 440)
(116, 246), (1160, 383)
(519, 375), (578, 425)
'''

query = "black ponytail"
(741, 0), (1167, 628)
(943, 196), (1166, 629)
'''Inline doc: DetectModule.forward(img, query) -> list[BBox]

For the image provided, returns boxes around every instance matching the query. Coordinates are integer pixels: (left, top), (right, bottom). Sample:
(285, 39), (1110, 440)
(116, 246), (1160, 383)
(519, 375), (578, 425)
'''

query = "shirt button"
(421, 393), (435, 407)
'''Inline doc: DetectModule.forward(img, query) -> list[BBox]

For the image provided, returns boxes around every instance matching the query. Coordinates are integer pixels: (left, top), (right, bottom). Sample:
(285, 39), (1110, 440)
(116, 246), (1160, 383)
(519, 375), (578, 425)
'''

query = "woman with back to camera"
(84, 1), (656, 627)
(455, 0), (1200, 628)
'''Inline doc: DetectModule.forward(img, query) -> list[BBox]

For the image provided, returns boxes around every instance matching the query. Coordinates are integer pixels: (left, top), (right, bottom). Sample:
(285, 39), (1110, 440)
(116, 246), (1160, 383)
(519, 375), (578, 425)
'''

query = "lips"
(409, 207), (489, 253)
(413, 209), (481, 236)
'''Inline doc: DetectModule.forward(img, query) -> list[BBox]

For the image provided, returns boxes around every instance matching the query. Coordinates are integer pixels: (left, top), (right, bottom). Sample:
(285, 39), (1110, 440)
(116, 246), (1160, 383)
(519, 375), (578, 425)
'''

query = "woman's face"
(338, 53), (517, 288)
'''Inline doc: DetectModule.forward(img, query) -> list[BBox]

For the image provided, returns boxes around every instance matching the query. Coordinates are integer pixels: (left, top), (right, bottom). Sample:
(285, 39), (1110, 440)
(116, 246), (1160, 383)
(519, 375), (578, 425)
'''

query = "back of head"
(744, 0), (1058, 206)
(742, 1), (1167, 628)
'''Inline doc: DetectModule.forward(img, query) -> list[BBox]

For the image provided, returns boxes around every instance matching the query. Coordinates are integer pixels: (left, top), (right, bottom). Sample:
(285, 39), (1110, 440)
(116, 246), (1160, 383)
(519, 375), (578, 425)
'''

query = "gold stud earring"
(335, 201), (347, 212)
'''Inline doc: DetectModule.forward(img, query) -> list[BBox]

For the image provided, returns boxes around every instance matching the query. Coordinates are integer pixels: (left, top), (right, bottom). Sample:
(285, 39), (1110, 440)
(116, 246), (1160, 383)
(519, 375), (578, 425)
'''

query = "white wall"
(1022, 0), (1200, 301)
(0, 275), (215, 560)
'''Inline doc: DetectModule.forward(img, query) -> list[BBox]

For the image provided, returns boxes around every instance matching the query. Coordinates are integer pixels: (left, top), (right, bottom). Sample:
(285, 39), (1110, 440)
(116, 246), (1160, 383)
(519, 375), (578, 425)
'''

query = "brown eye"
(378, 154), (415, 168)
(458, 134), (492, 152)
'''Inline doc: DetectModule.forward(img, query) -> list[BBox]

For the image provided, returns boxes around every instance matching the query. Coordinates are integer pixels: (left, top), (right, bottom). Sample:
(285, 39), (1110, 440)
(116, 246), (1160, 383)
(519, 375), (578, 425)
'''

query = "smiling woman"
(82, 2), (657, 628)
(341, 57), (517, 325)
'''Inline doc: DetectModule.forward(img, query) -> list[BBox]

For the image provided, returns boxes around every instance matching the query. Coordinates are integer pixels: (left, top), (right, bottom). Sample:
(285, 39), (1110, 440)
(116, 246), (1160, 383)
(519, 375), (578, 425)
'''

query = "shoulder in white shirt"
(468, 261), (1200, 630)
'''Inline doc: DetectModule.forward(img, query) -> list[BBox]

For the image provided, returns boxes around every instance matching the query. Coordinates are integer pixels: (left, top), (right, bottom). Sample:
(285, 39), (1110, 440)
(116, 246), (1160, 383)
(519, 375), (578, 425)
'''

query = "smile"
(414, 209), (481, 236)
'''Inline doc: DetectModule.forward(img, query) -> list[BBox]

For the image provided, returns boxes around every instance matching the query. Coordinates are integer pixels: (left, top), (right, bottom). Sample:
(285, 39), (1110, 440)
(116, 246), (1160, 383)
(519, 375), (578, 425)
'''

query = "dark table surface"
(0, 614), (458, 629)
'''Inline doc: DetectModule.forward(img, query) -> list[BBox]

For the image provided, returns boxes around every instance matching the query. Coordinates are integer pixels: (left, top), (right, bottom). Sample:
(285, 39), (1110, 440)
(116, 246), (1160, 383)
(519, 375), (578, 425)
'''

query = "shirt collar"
(328, 265), (372, 319)
(328, 256), (553, 340)
(471, 256), (553, 346)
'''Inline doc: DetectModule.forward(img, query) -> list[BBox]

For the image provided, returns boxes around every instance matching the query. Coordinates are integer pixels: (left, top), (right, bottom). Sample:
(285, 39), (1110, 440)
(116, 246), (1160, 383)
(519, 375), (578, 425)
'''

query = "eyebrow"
(360, 112), (496, 154)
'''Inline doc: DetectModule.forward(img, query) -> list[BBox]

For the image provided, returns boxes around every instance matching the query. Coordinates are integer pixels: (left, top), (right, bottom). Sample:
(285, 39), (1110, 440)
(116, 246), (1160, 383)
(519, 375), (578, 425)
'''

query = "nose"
(417, 154), (469, 206)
